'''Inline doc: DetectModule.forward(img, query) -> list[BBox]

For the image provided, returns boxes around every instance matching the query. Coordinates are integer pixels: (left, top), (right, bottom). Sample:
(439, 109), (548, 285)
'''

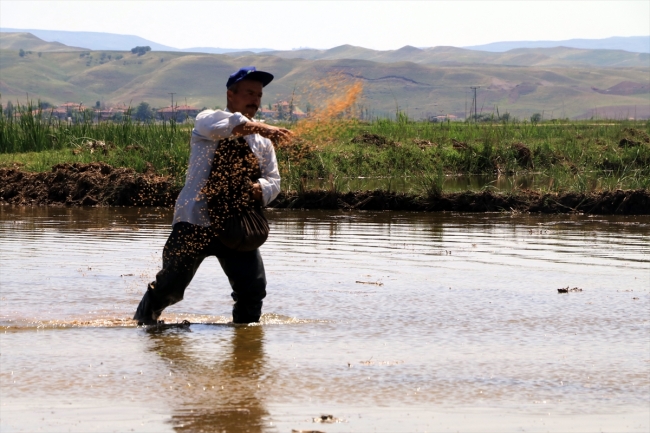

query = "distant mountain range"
(464, 36), (650, 53)
(2, 32), (648, 69)
(0, 28), (273, 53)
(1, 28), (648, 54)
(245, 44), (649, 68)
(2, 33), (648, 120)
(0, 32), (86, 52)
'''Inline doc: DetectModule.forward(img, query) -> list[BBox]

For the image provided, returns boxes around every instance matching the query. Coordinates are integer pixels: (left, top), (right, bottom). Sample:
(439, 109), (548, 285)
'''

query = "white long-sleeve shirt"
(172, 109), (281, 227)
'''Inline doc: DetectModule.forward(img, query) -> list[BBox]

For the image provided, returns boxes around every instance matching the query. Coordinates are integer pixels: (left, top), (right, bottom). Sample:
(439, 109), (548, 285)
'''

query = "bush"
(134, 102), (154, 121)
(131, 46), (151, 56)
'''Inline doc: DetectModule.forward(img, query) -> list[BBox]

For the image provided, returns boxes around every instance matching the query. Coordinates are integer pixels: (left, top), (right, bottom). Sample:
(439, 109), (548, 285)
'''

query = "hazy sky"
(1, 0), (648, 50)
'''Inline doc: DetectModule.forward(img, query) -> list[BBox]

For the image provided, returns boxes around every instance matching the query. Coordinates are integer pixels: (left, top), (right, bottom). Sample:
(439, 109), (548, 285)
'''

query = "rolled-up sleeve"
(193, 109), (249, 140)
(253, 137), (281, 206)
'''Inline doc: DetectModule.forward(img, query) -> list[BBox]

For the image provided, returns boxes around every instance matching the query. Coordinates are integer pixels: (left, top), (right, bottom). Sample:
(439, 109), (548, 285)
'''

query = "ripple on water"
(1, 206), (648, 432)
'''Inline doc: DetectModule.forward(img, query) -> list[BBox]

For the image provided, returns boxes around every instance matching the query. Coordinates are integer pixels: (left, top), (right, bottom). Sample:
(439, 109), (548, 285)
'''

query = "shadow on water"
(147, 325), (269, 433)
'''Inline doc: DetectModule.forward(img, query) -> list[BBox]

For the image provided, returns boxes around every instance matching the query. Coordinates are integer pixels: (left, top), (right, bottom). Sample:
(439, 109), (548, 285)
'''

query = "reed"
(0, 101), (191, 183)
(1, 101), (648, 194)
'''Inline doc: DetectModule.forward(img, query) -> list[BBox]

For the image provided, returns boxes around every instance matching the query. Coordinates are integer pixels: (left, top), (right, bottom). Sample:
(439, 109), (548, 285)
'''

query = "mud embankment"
(1, 163), (649, 215)
(0, 163), (178, 207)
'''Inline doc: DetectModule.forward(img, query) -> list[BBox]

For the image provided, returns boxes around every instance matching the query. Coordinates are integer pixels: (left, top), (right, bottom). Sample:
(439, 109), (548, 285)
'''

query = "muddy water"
(305, 173), (591, 193)
(1, 206), (648, 433)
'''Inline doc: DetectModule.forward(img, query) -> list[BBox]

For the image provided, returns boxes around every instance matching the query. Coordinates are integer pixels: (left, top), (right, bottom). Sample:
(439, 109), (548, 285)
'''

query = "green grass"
(1, 103), (649, 194)
(0, 103), (191, 183)
(277, 116), (650, 192)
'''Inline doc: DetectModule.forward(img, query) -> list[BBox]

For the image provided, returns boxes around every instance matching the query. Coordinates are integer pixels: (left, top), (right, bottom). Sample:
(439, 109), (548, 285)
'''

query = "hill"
(0, 46), (648, 120)
(2, 28), (647, 56)
(253, 44), (650, 68)
(0, 32), (85, 52)
(464, 36), (650, 53)
(0, 28), (273, 53)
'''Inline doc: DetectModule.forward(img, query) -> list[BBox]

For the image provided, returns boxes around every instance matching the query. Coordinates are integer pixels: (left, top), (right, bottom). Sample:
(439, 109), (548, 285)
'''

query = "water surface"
(1, 206), (648, 432)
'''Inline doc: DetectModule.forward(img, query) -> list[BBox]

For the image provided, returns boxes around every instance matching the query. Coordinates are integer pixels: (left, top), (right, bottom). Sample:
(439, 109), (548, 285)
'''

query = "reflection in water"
(148, 326), (269, 433)
(304, 173), (562, 193)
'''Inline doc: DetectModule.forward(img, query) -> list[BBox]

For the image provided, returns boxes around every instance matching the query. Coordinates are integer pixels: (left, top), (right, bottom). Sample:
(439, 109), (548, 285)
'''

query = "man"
(133, 66), (293, 326)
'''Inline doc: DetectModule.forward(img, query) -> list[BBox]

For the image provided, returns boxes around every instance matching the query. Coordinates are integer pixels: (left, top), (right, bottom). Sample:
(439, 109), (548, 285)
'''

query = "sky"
(1, 0), (649, 50)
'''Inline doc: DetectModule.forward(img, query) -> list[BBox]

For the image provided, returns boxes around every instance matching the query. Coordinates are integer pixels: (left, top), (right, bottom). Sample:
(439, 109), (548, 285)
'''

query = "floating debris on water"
(359, 359), (404, 366)
(355, 280), (383, 286)
(312, 414), (343, 423)
(558, 286), (583, 293)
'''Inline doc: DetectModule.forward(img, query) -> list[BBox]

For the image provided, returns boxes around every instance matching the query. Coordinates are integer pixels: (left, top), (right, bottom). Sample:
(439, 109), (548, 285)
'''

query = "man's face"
(227, 80), (263, 119)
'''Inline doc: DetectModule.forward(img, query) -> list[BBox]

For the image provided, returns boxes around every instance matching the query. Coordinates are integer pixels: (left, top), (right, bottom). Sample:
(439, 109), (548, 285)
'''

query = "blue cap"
(226, 66), (274, 89)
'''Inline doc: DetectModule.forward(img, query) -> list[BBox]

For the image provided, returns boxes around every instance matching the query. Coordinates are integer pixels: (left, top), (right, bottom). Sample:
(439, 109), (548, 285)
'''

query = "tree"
(530, 113), (542, 123)
(95, 101), (101, 109)
(131, 46), (151, 56)
(276, 102), (287, 121)
(5, 101), (14, 118)
(19, 49), (25, 57)
(135, 102), (154, 121)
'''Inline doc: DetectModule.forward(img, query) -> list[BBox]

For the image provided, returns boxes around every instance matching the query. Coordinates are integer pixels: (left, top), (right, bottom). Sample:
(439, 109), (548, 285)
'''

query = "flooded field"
(1, 206), (649, 432)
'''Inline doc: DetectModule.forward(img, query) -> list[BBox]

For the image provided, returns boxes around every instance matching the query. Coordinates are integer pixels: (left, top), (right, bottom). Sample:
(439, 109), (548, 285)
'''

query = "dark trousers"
(133, 222), (267, 324)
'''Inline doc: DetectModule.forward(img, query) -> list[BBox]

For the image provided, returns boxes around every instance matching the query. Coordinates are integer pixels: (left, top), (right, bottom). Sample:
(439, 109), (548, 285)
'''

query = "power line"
(168, 92), (176, 118)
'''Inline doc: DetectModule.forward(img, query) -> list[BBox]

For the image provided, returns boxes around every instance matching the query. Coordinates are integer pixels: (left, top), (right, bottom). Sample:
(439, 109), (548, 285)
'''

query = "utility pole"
(168, 92), (176, 121)
(469, 86), (480, 122)
(464, 89), (467, 121)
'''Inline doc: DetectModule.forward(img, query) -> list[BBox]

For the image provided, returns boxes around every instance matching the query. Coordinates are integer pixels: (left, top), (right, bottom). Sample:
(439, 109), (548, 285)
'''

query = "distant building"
(259, 101), (308, 120)
(48, 102), (85, 120)
(431, 114), (458, 122)
(94, 109), (115, 121)
(58, 102), (85, 111)
(158, 105), (199, 121)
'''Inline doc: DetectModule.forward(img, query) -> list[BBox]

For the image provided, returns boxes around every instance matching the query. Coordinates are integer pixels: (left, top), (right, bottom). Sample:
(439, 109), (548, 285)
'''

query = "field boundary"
(1, 163), (648, 215)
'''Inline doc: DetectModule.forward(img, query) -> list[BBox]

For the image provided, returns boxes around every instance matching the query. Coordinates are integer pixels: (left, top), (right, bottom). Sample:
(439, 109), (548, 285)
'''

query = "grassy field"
(1, 104), (649, 195)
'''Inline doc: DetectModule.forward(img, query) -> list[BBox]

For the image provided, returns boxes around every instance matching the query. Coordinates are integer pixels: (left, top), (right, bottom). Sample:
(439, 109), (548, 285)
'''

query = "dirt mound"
(619, 128), (650, 148)
(351, 133), (399, 147)
(2, 164), (648, 215)
(413, 138), (436, 150)
(451, 139), (468, 150)
(512, 142), (534, 168)
(0, 162), (179, 206)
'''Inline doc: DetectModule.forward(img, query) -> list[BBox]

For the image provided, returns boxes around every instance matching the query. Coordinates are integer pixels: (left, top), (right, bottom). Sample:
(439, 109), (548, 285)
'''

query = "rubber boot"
(133, 283), (165, 326)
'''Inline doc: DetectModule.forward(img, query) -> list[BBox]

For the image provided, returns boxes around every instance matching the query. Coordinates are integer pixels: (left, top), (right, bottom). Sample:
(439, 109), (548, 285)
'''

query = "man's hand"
(233, 122), (294, 144)
(251, 182), (263, 202)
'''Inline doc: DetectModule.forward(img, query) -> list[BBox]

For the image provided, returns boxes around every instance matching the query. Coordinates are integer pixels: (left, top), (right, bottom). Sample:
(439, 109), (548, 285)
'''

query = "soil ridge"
(1, 163), (648, 215)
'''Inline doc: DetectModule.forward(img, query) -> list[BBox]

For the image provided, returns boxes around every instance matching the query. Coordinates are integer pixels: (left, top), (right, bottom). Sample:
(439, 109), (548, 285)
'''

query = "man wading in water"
(133, 66), (293, 326)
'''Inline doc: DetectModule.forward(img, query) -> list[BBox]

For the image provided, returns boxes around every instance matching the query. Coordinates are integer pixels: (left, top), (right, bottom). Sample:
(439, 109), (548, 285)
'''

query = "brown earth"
(271, 189), (650, 215)
(0, 162), (178, 207)
(1, 163), (649, 215)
